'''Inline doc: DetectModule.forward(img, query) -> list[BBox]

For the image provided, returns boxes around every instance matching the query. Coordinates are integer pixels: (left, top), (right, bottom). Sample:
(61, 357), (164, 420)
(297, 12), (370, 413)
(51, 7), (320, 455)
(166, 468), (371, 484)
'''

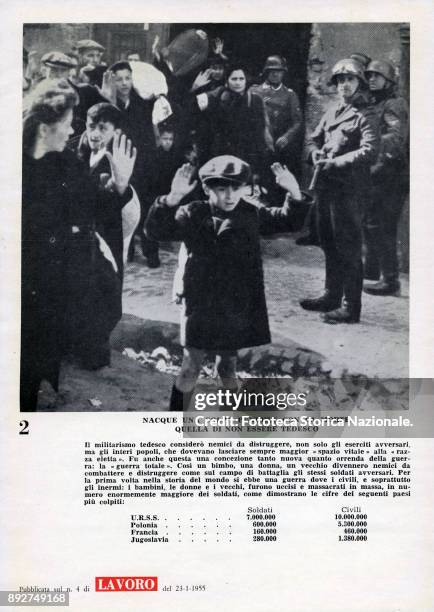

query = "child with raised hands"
(145, 156), (312, 410)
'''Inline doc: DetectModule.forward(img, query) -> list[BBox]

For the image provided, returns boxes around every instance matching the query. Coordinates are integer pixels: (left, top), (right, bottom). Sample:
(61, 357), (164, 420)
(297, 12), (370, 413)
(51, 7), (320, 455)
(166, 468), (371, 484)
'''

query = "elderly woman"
(195, 63), (271, 176)
(21, 80), (136, 410)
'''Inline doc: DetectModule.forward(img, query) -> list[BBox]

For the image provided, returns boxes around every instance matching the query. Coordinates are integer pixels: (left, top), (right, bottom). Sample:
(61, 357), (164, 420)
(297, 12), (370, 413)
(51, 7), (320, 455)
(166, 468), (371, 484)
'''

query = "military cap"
(41, 51), (78, 69)
(76, 39), (105, 52)
(365, 60), (396, 84)
(199, 155), (252, 185)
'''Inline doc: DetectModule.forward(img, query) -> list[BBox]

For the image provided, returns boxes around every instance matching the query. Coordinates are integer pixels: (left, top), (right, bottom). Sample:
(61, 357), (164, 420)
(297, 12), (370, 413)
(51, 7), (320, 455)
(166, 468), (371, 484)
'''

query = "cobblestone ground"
(123, 236), (409, 379)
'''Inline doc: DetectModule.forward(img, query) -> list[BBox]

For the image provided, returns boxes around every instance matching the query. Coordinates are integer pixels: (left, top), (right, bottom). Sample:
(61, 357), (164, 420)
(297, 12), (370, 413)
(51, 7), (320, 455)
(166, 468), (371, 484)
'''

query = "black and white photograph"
(2, 3), (434, 612)
(21, 22), (409, 411)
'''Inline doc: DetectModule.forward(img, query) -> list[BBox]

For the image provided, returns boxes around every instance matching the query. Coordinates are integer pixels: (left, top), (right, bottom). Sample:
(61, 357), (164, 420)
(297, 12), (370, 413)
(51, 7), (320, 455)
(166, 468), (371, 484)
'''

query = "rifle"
(309, 129), (349, 190)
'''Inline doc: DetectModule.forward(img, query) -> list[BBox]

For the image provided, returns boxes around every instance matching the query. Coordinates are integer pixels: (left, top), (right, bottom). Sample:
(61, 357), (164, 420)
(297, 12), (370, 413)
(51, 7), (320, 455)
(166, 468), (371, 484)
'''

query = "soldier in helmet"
(363, 59), (409, 296)
(350, 52), (372, 70)
(145, 156), (312, 410)
(300, 58), (378, 324)
(251, 55), (303, 177)
(297, 51), (372, 248)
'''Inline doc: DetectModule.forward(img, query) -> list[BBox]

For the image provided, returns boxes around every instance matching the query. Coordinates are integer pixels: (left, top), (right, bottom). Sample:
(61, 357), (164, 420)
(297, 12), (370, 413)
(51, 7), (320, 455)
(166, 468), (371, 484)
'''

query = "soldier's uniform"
(363, 60), (409, 295)
(301, 59), (378, 323)
(251, 55), (303, 181)
(251, 84), (302, 153)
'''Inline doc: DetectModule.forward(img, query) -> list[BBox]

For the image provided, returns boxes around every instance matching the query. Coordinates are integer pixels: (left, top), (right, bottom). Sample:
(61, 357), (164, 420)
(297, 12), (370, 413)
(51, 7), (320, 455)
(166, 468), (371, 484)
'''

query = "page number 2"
(19, 420), (29, 435)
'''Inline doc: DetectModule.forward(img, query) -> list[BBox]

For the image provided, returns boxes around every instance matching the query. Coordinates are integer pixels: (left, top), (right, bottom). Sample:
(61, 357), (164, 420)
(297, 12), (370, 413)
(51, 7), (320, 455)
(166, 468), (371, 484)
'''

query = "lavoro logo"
(95, 577), (158, 591)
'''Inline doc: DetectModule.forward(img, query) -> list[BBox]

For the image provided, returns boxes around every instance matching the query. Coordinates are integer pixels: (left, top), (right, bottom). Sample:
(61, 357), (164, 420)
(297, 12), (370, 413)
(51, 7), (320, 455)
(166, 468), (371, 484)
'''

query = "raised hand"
(270, 162), (302, 201)
(191, 68), (212, 92)
(151, 35), (161, 59)
(212, 37), (227, 59)
(166, 164), (198, 206)
(105, 130), (137, 195)
(97, 69), (117, 104)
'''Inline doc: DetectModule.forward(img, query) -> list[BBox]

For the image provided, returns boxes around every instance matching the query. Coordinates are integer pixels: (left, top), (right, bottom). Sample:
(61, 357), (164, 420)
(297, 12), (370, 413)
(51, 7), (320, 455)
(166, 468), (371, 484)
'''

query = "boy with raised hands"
(145, 156), (312, 411)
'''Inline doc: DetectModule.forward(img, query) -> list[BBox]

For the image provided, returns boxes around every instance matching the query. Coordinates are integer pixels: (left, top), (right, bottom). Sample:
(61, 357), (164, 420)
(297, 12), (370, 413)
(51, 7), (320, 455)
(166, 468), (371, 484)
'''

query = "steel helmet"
(329, 58), (368, 86)
(350, 52), (372, 69)
(262, 55), (288, 74)
(365, 60), (396, 84)
(199, 155), (252, 185)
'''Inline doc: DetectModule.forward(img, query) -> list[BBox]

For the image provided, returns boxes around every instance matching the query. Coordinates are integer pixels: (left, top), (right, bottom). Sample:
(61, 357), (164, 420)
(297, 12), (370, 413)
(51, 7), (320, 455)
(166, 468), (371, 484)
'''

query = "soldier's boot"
(364, 279), (401, 296)
(169, 384), (193, 411)
(299, 292), (341, 312)
(365, 234), (401, 296)
(321, 303), (361, 324)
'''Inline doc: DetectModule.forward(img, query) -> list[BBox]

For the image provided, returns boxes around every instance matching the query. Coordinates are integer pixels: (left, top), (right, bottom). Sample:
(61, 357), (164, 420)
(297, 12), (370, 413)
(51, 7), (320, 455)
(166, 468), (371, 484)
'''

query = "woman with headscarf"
(194, 62), (272, 177)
